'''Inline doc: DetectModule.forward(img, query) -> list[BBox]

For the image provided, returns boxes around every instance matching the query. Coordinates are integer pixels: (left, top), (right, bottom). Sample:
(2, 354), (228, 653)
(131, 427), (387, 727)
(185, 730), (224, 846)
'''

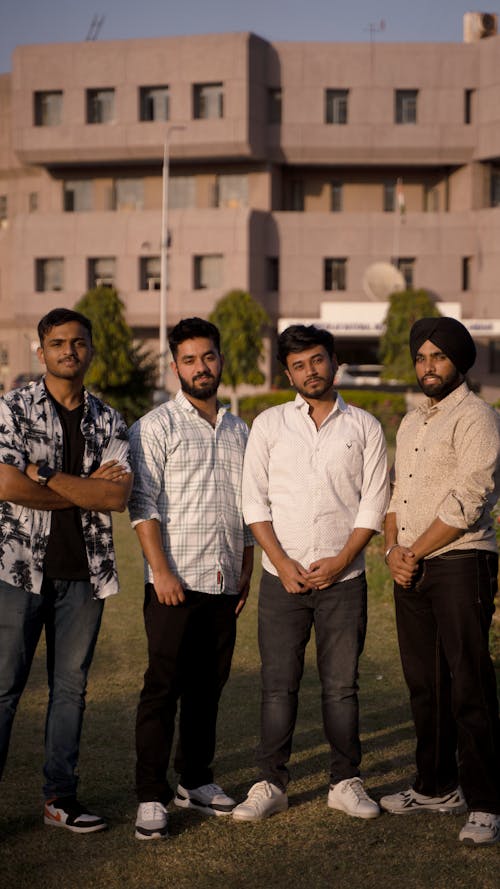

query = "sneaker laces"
(247, 781), (274, 802)
(140, 801), (166, 819)
(196, 783), (223, 795)
(345, 778), (369, 801)
(468, 811), (497, 827)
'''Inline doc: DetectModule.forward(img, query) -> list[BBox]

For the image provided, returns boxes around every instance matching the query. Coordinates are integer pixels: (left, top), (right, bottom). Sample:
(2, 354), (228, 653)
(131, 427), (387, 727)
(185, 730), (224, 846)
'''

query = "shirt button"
(409, 474), (412, 477)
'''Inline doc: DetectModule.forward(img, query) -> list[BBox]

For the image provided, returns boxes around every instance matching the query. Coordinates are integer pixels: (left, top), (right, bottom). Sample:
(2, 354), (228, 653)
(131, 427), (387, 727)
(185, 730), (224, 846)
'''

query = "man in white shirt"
(129, 317), (253, 840)
(233, 324), (389, 822)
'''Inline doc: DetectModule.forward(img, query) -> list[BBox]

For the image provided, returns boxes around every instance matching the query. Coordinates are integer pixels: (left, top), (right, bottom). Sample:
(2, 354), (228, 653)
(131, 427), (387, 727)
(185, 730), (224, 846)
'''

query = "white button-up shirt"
(242, 393), (389, 581)
(129, 390), (252, 596)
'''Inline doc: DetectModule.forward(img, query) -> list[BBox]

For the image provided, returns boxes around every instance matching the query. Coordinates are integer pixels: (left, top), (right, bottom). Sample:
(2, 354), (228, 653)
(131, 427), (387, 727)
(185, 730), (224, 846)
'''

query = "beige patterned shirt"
(389, 382), (500, 557)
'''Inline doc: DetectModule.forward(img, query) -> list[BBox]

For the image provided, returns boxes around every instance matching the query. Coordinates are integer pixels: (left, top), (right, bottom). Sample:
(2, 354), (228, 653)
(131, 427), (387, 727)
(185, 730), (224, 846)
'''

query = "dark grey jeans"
(256, 569), (368, 790)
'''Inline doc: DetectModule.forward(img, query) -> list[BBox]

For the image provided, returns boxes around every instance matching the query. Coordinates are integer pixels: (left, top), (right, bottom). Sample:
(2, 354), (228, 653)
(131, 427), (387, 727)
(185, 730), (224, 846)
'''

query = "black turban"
(409, 317), (476, 374)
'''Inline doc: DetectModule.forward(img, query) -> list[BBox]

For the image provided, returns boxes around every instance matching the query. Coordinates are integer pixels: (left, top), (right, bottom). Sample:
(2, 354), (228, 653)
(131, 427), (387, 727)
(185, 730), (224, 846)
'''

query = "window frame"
(395, 89), (418, 125)
(325, 89), (349, 125)
(324, 257), (347, 292)
(193, 83), (224, 120)
(139, 85), (170, 122)
(86, 88), (116, 124)
(34, 90), (63, 127)
(35, 258), (64, 293)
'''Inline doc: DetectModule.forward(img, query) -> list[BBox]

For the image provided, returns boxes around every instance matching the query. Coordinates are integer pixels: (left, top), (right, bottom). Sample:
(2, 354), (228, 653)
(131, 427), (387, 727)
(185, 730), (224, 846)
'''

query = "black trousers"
(394, 549), (500, 814)
(135, 584), (237, 804)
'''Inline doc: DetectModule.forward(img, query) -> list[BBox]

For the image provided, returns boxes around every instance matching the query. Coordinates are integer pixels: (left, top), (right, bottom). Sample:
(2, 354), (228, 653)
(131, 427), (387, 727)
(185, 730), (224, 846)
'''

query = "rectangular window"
(383, 181), (396, 212)
(64, 180), (93, 212)
(490, 168), (500, 207)
(324, 258), (347, 291)
(395, 89), (418, 124)
(462, 256), (472, 291)
(330, 181), (343, 212)
(113, 178), (144, 211)
(424, 184), (439, 212)
(0, 195), (8, 221)
(169, 175), (196, 209)
(216, 174), (248, 208)
(268, 88), (282, 124)
(267, 257), (279, 292)
(325, 89), (348, 125)
(489, 341), (500, 373)
(34, 90), (63, 126)
(193, 83), (224, 119)
(193, 254), (223, 289)
(139, 85), (169, 121)
(464, 89), (475, 125)
(88, 257), (116, 289)
(29, 192), (38, 212)
(396, 257), (415, 289)
(140, 256), (161, 291)
(36, 258), (64, 292)
(289, 179), (304, 212)
(86, 88), (115, 124)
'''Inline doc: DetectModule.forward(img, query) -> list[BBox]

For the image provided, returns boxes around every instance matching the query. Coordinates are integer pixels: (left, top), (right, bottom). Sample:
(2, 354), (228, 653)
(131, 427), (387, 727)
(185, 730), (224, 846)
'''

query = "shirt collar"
(294, 390), (347, 417)
(175, 388), (227, 422)
(417, 380), (470, 416)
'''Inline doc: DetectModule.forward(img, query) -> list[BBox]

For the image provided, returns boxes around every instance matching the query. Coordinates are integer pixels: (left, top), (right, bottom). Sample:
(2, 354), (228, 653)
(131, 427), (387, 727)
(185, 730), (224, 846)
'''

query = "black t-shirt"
(43, 395), (90, 580)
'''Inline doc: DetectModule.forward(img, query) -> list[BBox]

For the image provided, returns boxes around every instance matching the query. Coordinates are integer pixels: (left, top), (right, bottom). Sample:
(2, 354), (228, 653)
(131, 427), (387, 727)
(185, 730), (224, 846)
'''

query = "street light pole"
(158, 125), (185, 389)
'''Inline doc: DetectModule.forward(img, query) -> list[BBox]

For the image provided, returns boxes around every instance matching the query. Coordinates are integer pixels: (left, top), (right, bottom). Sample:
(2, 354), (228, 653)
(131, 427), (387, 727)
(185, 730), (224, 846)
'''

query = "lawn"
(0, 514), (498, 889)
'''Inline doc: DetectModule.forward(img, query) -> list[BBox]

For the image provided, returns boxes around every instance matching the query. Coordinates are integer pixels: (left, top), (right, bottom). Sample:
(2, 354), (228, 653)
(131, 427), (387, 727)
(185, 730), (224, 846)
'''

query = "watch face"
(37, 463), (54, 484)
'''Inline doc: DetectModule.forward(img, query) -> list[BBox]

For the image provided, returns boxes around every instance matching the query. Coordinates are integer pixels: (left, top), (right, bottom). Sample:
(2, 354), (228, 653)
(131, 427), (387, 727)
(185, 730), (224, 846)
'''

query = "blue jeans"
(257, 569), (368, 790)
(0, 577), (104, 799)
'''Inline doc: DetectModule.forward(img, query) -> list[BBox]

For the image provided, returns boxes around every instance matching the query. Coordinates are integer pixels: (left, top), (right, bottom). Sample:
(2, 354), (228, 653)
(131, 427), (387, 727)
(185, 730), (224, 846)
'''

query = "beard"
(293, 370), (335, 400)
(418, 369), (461, 400)
(177, 368), (222, 401)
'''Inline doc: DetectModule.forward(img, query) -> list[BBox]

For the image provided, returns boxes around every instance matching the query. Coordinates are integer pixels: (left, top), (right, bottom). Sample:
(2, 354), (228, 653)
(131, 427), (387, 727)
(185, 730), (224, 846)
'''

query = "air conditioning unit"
(95, 277), (114, 288)
(463, 11), (498, 42)
(147, 277), (161, 291)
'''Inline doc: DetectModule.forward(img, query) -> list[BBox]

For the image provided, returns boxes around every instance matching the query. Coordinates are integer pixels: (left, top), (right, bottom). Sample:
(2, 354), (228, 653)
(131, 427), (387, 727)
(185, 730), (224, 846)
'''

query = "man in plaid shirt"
(129, 317), (253, 840)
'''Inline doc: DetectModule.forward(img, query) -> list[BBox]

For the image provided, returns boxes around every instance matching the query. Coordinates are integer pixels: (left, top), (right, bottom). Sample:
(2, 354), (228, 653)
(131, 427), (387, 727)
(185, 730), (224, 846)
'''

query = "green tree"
(379, 289), (441, 384)
(209, 289), (269, 413)
(75, 286), (156, 423)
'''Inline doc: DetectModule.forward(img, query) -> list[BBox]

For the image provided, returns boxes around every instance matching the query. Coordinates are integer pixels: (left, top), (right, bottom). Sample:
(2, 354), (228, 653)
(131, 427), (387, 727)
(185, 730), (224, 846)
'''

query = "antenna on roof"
(365, 20), (386, 42)
(86, 14), (105, 41)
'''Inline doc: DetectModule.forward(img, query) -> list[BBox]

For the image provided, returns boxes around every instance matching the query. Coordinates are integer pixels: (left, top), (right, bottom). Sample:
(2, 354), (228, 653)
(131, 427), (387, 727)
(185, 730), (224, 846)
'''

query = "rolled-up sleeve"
(128, 417), (165, 527)
(353, 415), (390, 532)
(242, 416), (273, 526)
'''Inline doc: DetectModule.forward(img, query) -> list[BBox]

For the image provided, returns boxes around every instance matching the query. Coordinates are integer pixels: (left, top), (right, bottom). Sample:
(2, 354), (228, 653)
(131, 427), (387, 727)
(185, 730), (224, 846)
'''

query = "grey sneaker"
(380, 786), (466, 815)
(328, 778), (380, 819)
(135, 801), (168, 840)
(174, 782), (235, 816)
(459, 811), (500, 846)
(233, 781), (288, 821)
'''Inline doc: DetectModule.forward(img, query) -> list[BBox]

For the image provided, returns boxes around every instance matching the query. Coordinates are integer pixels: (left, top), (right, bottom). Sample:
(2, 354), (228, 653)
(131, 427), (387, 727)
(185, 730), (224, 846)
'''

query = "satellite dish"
(363, 262), (406, 300)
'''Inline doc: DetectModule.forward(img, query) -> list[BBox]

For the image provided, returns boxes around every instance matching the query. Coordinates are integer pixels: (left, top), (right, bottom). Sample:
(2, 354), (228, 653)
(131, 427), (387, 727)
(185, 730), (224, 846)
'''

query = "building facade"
(1, 22), (500, 391)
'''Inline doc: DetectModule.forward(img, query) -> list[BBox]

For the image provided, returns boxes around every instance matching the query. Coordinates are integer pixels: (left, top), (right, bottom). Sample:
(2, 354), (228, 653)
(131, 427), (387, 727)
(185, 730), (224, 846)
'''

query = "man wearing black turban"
(381, 317), (500, 846)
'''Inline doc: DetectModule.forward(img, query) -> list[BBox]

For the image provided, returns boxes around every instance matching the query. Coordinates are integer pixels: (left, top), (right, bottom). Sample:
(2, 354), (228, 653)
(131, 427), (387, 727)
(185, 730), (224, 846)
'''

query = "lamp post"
(158, 125), (185, 388)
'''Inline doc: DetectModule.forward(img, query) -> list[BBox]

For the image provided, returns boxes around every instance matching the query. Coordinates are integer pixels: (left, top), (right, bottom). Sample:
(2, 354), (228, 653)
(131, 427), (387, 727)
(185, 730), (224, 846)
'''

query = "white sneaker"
(135, 801), (168, 840)
(328, 777), (380, 819)
(380, 786), (467, 816)
(174, 782), (236, 816)
(232, 781), (288, 821)
(459, 811), (500, 845)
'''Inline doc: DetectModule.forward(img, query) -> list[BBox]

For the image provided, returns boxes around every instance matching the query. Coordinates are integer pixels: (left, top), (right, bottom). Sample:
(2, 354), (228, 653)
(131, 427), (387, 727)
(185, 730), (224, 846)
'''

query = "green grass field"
(1, 514), (499, 889)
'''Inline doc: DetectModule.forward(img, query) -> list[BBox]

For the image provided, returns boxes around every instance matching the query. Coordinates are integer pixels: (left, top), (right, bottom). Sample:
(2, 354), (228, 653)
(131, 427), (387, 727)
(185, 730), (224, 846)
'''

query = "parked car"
(334, 364), (402, 388)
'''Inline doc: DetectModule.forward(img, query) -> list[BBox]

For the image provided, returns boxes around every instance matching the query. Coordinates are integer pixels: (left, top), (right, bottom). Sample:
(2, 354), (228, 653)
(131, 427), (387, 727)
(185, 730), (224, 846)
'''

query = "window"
(193, 255), (223, 289)
(383, 181), (396, 212)
(490, 168), (500, 207)
(139, 86), (169, 121)
(464, 89), (475, 125)
(88, 257), (116, 289)
(113, 178), (144, 211)
(395, 90), (418, 124)
(268, 89), (282, 124)
(324, 258), (347, 291)
(86, 88), (115, 124)
(34, 91), (63, 126)
(193, 83), (224, 119)
(0, 195), (7, 222)
(216, 174), (248, 208)
(489, 341), (500, 373)
(289, 179), (304, 211)
(64, 180), (93, 212)
(396, 257), (415, 289)
(424, 184), (439, 212)
(169, 175), (196, 209)
(330, 181), (343, 212)
(36, 258), (64, 292)
(140, 256), (161, 291)
(325, 89), (348, 125)
(267, 257), (279, 292)
(29, 192), (38, 212)
(462, 257), (472, 291)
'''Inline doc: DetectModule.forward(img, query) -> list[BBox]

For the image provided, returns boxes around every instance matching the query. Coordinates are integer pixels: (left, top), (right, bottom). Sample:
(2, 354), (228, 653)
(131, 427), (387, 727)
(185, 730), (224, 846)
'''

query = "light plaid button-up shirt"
(128, 390), (252, 596)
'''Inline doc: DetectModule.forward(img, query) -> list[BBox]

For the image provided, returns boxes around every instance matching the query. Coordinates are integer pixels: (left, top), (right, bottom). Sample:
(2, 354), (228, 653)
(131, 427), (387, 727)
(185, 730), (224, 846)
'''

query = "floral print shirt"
(0, 378), (130, 597)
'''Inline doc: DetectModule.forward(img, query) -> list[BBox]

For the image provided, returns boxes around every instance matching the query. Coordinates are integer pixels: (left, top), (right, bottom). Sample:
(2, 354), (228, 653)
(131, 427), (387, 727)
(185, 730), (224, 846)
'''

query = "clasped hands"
(276, 555), (347, 594)
(386, 545), (420, 588)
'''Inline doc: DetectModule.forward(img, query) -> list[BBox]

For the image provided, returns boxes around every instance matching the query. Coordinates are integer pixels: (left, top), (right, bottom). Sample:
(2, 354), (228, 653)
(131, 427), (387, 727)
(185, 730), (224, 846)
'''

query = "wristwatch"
(36, 462), (56, 486)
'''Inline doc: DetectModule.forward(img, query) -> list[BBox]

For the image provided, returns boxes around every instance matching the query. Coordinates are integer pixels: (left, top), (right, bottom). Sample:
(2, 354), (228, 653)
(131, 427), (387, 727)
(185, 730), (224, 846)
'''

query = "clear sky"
(0, 0), (493, 73)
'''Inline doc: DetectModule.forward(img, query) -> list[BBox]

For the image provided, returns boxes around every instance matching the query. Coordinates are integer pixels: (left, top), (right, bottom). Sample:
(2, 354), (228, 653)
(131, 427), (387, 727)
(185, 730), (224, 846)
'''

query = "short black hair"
(38, 308), (93, 345)
(169, 317), (221, 361)
(277, 324), (335, 366)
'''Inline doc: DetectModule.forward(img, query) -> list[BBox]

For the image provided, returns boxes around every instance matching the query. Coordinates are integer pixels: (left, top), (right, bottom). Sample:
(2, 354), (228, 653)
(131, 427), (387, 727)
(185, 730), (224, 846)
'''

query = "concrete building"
(1, 15), (500, 392)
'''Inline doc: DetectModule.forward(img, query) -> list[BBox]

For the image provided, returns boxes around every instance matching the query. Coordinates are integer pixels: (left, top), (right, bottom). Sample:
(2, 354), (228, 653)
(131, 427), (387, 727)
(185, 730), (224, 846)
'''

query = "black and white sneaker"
(135, 801), (169, 840)
(380, 786), (466, 815)
(459, 811), (500, 845)
(44, 797), (107, 833)
(174, 782), (236, 816)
